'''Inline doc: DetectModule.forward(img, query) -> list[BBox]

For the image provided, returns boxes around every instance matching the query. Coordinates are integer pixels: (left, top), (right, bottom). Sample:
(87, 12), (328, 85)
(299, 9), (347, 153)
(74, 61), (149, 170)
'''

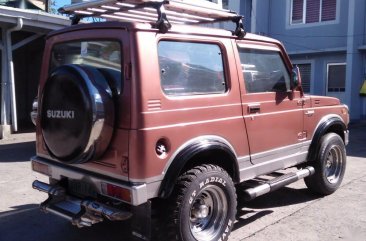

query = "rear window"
(158, 41), (226, 96)
(50, 40), (121, 72)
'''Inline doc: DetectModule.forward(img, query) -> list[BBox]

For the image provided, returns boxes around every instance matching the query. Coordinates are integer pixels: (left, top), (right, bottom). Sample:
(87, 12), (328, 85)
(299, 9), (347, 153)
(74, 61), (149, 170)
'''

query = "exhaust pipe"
(32, 180), (65, 196)
(243, 167), (315, 201)
(32, 180), (132, 227)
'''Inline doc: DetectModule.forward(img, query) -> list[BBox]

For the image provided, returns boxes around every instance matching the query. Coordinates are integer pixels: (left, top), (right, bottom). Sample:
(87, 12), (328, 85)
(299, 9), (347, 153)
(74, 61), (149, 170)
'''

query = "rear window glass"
(50, 41), (121, 72)
(158, 41), (226, 96)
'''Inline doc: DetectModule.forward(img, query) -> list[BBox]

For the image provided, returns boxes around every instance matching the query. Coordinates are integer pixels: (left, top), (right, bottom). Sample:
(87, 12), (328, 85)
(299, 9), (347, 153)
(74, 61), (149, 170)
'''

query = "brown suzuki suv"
(31, 0), (350, 240)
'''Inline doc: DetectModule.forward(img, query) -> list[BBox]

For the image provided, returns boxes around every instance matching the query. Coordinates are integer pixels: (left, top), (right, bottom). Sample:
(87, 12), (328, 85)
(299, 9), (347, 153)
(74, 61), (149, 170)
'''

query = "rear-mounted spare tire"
(41, 65), (115, 163)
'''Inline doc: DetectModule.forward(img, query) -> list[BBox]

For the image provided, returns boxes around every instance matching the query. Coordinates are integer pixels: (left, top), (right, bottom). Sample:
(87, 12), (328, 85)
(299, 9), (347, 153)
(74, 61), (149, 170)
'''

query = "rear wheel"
(167, 165), (237, 241)
(305, 133), (346, 195)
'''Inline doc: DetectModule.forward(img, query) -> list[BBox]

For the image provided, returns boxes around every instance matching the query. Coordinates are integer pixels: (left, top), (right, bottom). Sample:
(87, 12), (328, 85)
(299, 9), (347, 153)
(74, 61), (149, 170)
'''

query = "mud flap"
(131, 201), (152, 241)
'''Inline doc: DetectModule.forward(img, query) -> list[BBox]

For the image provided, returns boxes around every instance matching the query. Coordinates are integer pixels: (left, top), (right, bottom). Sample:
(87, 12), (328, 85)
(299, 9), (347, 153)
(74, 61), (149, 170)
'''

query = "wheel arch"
(158, 136), (240, 199)
(307, 115), (347, 162)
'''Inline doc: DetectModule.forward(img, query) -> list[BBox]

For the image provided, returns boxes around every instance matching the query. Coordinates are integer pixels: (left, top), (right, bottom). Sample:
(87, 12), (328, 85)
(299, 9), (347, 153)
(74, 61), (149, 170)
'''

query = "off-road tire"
(305, 133), (346, 195)
(166, 164), (237, 241)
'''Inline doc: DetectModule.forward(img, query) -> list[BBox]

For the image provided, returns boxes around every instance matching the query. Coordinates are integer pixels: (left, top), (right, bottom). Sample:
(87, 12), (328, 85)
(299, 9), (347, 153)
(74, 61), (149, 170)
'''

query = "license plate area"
(68, 179), (98, 198)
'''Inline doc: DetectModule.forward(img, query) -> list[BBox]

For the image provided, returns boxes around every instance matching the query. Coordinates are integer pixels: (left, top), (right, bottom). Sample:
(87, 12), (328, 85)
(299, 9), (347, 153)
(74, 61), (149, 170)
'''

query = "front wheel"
(167, 164), (237, 241)
(305, 133), (346, 195)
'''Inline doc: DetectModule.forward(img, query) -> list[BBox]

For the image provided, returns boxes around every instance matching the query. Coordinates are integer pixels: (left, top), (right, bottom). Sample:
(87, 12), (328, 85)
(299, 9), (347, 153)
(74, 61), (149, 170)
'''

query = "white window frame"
(288, 0), (339, 27)
(326, 62), (346, 93)
(199, 0), (224, 9)
(168, 0), (223, 9)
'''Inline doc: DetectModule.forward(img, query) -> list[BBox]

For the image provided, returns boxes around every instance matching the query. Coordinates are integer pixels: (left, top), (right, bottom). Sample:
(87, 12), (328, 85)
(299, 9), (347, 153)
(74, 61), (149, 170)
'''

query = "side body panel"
(233, 40), (308, 181)
(127, 31), (250, 183)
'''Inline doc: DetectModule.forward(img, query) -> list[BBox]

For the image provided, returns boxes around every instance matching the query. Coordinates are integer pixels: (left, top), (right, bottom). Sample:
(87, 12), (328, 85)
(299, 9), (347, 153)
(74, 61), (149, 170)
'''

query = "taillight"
(101, 182), (131, 203)
(32, 161), (51, 176)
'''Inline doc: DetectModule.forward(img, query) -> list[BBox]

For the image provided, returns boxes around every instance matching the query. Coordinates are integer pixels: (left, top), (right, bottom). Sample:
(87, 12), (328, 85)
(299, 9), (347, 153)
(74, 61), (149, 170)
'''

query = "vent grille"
(147, 99), (162, 111)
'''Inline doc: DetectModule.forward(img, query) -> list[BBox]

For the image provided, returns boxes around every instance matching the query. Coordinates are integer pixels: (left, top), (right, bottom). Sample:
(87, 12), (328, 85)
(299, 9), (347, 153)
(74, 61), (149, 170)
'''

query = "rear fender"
(158, 136), (239, 198)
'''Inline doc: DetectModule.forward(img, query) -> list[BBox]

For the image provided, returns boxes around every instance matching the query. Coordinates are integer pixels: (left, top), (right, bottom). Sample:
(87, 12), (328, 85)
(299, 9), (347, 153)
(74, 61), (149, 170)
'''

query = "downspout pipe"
(7, 17), (23, 132)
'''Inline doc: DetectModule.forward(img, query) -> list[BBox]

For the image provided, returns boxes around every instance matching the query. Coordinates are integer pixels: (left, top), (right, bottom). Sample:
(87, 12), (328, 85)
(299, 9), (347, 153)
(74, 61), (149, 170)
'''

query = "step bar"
(32, 180), (132, 228)
(243, 167), (315, 201)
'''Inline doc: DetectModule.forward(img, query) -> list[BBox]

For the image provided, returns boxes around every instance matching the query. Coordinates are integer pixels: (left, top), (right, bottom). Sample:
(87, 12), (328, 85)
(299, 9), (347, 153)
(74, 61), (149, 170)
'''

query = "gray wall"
(232, 0), (366, 120)
(291, 52), (346, 95)
(251, 0), (348, 53)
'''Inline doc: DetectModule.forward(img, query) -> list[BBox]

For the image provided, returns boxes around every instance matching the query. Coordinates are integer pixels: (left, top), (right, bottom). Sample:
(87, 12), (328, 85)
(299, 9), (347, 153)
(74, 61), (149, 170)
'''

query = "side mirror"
(291, 65), (304, 96)
(292, 66), (301, 88)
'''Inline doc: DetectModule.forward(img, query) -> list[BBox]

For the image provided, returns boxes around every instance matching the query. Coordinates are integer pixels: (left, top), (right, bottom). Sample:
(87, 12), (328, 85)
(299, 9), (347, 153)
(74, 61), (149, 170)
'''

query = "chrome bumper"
(31, 156), (148, 206)
(32, 180), (132, 228)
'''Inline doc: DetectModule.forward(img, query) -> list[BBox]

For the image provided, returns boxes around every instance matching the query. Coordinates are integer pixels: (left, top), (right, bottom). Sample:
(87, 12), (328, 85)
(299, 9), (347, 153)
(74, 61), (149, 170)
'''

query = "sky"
(54, 0), (71, 11)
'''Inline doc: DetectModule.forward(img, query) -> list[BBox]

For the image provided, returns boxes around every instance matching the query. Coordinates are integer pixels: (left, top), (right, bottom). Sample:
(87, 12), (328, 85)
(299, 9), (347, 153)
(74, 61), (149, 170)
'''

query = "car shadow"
(346, 124), (366, 158)
(233, 186), (320, 231)
(0, 204), (136, 241)
(0, 141), (35, 163)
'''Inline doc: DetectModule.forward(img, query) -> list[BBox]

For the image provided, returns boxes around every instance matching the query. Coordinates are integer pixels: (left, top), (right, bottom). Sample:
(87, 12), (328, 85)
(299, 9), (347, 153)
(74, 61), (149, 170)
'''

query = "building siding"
(231, 0), (366, 120)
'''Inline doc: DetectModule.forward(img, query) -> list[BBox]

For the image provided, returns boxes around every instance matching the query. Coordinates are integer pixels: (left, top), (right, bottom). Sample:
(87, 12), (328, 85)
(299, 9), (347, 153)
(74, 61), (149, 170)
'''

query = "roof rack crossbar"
(155, 2), (171, 33)
(65, 1), (172, 32)
(190, 15), (245, 38)
(139, 1), (171, 33)
(59, 0), (245, 37)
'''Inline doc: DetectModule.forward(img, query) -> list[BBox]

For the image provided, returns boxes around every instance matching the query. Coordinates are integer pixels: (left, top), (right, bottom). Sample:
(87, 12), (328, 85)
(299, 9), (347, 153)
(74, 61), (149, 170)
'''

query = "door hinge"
(124, 63), (132, 80)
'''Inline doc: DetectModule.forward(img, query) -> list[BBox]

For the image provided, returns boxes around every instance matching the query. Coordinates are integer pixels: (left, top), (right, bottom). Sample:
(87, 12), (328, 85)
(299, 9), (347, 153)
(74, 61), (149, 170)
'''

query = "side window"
(158, 41), (226, 96)
(238, 47), (291, 93)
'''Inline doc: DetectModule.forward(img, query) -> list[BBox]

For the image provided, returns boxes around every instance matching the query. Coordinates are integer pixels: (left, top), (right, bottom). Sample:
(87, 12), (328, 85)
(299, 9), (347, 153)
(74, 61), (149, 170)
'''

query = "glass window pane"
(328, 64), (346, 92)
(321, 0), (336, 21)
(238, 48), (291, 93)
(50, 41), (121, 71)
(306, 0), (320, 23)
(158, 41), (226, 96)
(292, 0), (304, 23)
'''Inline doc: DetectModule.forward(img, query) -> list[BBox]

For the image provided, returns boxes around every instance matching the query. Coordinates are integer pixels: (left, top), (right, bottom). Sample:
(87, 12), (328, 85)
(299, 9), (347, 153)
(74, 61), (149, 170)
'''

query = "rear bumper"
(32, 180), (132, 227)
(31, 156), (148, 206)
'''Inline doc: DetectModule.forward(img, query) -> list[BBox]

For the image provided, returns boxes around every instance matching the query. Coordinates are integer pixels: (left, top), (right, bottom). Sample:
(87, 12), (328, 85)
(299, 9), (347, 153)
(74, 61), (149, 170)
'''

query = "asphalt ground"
(0, 124), (365, 241)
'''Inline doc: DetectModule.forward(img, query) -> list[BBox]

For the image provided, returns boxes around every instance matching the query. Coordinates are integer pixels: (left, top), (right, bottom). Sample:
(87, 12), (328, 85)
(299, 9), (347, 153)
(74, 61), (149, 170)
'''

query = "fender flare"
(158, 137), (239, 198)
(307, 116), (347, 162)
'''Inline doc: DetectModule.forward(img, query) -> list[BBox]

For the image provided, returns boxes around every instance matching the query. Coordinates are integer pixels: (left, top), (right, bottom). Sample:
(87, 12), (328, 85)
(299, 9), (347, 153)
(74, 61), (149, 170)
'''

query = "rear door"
(235, 41), (305, 166)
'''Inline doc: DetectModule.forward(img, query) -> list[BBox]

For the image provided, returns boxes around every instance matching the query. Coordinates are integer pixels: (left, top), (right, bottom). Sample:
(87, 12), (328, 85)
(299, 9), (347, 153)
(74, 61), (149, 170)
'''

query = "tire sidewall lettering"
(189, 176), (227, 204)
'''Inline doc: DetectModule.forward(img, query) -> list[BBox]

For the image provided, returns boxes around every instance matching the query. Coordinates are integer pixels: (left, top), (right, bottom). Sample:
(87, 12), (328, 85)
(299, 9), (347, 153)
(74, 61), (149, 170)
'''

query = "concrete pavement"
(0, 124), (365, 241)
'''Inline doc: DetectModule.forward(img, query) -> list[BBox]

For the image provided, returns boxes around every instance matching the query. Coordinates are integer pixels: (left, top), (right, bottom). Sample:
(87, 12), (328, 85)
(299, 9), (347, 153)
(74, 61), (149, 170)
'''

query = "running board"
(243, 167), (315, 201)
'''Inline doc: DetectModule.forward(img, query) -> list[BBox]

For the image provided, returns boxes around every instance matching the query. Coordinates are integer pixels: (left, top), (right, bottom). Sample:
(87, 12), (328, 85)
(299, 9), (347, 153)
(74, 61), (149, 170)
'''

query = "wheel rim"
(189, 185), (228, 241)
(324, 145), (343, 184)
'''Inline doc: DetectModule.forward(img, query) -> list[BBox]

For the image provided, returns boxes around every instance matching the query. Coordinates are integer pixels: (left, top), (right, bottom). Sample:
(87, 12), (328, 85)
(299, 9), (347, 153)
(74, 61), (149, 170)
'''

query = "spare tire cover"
(41, 65), (115, 163)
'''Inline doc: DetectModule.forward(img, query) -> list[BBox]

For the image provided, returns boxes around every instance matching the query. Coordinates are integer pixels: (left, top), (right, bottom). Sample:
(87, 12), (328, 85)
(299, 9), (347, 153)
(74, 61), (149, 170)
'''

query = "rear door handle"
(248, 104), (260, 114)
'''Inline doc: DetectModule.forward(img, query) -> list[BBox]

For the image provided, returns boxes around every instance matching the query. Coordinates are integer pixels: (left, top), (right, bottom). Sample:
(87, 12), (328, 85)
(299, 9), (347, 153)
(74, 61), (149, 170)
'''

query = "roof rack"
(58, 0), (245, 38)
